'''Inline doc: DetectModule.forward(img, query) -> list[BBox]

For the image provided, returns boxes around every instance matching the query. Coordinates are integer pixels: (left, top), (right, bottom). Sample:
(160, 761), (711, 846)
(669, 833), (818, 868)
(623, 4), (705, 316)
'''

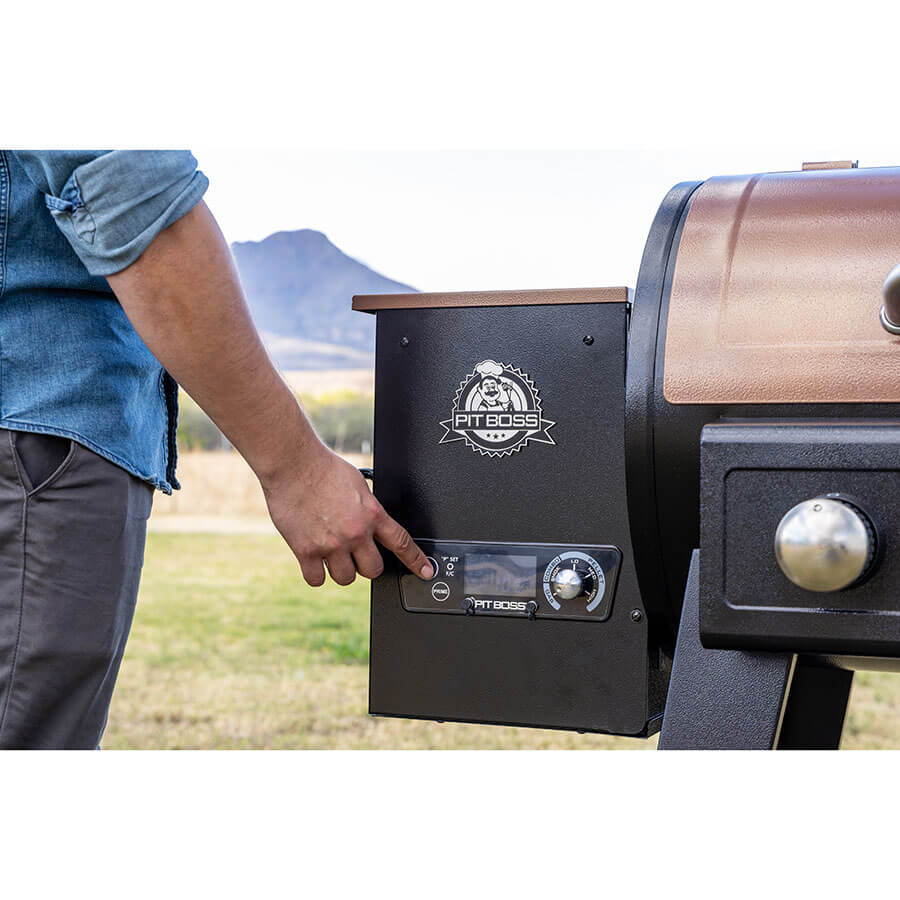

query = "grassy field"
(104, 530), (900, 749)
(158, 448), (371, 519)
(104, 532), (651, 749)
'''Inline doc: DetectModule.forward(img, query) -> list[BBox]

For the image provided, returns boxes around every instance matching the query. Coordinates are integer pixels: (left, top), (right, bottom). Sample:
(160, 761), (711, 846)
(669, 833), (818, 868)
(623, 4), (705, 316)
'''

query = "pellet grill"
(353, 161), (900, 749)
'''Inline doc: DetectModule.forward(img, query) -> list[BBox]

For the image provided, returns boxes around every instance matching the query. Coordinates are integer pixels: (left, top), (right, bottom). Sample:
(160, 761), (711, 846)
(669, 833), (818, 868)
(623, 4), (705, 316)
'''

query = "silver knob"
(551, 567), (583, 600)
(774, 498), (874, 592)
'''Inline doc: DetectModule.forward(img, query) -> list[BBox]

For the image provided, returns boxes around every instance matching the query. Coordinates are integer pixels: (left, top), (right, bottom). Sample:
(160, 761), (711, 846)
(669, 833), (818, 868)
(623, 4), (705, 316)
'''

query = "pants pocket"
(10, 431), (76, 495)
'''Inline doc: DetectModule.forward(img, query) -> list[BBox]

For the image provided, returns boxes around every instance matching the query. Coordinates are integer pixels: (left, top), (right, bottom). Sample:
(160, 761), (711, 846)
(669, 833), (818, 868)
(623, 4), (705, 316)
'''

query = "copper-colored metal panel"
(352, 286), (629, 313)
(664, 167), (900, 404)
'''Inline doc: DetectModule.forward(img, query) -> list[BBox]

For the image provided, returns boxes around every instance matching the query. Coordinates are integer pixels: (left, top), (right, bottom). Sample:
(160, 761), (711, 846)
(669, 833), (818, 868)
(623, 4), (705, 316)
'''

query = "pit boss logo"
(439, 359), (555, 457)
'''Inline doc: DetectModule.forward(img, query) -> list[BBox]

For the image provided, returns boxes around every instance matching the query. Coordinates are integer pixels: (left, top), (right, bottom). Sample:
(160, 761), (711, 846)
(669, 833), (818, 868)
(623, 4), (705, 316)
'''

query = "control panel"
(400, 540), (621, 622)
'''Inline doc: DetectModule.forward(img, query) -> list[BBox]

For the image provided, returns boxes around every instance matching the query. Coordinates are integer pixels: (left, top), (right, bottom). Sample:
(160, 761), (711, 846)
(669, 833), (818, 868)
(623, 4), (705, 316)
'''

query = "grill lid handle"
(880, 264), (900, 334)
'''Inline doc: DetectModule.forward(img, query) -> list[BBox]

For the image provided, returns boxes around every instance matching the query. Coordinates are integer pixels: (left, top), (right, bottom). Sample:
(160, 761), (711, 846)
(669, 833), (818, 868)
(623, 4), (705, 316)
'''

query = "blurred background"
(106, 150), (900, 748)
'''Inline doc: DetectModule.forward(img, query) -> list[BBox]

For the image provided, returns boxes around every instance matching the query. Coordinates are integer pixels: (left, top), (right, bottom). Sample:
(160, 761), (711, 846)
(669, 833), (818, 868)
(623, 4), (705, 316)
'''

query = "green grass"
(104, 532), (900, 749)
(132, 533), (370, 667)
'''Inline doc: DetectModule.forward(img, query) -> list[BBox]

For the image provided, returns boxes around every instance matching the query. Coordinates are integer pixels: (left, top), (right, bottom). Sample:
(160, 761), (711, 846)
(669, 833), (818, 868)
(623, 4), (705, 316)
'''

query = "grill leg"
(776, 660), (852, 750)
(658, 551), (851, 750)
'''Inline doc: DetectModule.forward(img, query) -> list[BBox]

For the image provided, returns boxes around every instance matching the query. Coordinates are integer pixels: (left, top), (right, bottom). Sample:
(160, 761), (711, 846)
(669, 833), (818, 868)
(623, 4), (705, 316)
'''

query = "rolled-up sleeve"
(13, 150), (209, 276)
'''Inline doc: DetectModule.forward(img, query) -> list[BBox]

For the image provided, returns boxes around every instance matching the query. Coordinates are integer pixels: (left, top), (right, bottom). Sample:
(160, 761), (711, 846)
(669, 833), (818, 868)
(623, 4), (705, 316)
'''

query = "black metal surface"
(660, 552), (853, 749)
(659, 552), (795, 750)
(369, 301), (656, 735)
(776, 660), (852, 750)
(625, 180), (702, 651)
(649, 407), (900, 648)
(700, 421), (900, 655)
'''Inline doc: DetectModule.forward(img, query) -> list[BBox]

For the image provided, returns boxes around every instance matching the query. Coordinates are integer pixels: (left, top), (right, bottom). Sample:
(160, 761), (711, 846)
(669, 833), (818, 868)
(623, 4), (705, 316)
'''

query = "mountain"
(231, 230), (416, 370)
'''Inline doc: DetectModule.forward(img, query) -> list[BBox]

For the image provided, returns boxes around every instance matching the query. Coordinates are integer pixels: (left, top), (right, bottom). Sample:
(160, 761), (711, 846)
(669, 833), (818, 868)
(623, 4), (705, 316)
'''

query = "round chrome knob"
(550, 567), (583, 601)
(774, 498), (874, 592)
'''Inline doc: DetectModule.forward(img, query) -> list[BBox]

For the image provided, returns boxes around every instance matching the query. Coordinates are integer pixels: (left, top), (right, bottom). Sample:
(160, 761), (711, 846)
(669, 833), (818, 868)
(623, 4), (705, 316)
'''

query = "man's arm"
(107, 200), (434, 587)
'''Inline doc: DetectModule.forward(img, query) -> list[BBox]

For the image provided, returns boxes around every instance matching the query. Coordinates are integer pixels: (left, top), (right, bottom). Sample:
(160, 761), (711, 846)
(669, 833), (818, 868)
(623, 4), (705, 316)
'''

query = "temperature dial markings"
(542, 551), (606, 612)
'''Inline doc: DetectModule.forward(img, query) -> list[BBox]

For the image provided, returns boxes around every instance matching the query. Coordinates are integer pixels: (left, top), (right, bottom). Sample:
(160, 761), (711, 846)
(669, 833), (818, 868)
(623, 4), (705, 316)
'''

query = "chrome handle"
(880, 264), (900, 334)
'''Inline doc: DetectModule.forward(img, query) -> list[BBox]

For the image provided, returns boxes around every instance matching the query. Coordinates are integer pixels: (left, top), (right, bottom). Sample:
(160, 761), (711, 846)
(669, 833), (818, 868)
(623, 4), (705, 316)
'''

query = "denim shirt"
(0, 151), (208, 492)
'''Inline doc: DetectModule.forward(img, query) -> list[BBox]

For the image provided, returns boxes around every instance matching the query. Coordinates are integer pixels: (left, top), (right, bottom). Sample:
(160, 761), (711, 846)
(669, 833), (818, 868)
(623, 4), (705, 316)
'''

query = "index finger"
(374, 513), (434, 579)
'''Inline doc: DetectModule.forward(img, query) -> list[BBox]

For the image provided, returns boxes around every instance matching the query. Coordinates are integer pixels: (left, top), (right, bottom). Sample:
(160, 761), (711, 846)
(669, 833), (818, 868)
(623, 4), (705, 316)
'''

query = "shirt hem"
(0, 419), (174, 494)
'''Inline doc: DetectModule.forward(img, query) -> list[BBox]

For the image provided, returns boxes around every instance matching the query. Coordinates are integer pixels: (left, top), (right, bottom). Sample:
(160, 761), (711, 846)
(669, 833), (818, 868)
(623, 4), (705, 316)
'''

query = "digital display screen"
(464, 554), (536, 598)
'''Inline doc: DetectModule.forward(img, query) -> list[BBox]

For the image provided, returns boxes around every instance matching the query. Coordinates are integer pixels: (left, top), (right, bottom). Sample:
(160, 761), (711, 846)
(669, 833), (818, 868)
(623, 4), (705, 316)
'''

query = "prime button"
(431, 581), (451, 602)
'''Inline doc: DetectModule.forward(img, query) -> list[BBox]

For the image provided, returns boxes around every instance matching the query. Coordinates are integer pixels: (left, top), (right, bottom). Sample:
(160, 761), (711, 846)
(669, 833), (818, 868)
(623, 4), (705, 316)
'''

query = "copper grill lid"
(664, 166), (900, 405)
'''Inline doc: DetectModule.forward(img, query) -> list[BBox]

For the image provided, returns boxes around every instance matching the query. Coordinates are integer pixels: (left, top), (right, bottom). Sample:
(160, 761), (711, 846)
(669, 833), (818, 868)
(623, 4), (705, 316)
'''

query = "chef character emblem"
(439, 359), (555, 457)
(470, 360), (521, 413)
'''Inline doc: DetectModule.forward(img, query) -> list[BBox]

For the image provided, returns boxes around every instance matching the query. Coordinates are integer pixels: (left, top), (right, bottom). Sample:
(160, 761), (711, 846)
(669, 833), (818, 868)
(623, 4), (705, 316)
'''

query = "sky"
(195, 148), (900, 294)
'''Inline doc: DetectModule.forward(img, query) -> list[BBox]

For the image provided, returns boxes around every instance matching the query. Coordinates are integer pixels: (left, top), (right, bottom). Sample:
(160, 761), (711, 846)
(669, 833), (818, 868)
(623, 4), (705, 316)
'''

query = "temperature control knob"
(550, 567), (583, 601)
(543, 551), (606, 613)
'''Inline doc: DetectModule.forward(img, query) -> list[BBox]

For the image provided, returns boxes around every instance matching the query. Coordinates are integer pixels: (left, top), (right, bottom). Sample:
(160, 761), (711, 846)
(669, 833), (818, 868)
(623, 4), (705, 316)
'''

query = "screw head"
(583, 335), (594, 346)
(630, 609), (643, 623)
(399, 336), (409, 347)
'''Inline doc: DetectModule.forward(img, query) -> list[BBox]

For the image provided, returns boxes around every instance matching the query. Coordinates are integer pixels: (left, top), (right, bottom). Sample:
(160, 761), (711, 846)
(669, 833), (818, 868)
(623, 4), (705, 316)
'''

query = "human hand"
(261, 443), (434, 587)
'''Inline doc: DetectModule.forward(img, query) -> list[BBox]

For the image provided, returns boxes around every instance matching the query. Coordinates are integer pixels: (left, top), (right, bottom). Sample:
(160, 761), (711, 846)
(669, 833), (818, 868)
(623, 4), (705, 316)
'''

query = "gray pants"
(0, 429), (152, 749)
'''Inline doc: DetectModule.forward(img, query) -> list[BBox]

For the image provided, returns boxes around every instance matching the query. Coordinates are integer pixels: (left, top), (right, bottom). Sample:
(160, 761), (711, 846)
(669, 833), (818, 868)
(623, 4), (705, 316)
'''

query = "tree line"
(177, 389), (374, 455)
